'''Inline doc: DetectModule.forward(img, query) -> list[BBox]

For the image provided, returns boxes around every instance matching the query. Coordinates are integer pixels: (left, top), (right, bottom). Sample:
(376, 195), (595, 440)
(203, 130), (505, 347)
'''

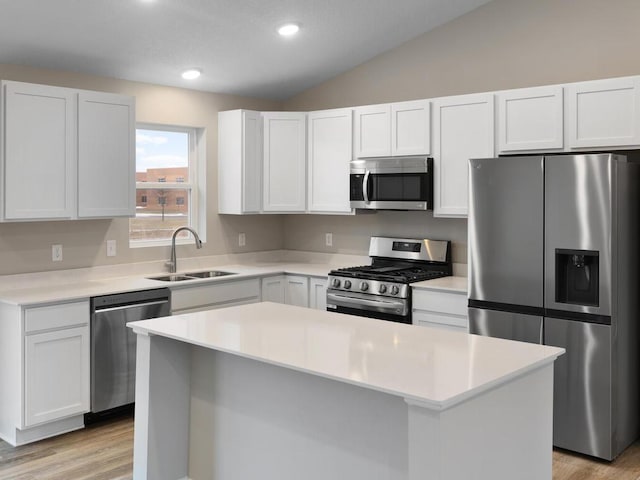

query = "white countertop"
(412, 275), (467, 293)
(0, 263), (339, 306)
(128, 302), (563, 410)
(0, 256), (467, 306)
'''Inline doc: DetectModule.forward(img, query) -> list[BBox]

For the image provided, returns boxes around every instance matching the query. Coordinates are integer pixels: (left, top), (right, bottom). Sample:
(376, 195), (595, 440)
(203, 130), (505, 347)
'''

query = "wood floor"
(0, 415), (134, 480)
(1, 414), (640, 479)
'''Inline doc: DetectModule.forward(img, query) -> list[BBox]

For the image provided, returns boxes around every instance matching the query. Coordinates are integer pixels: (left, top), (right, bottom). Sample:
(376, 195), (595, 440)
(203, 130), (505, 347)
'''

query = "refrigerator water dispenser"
(555, 249), (599, 306)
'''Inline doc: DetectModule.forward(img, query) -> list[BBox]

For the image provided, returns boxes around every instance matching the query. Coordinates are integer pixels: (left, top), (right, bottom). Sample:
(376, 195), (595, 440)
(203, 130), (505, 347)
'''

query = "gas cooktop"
(330, 264), (450, 284)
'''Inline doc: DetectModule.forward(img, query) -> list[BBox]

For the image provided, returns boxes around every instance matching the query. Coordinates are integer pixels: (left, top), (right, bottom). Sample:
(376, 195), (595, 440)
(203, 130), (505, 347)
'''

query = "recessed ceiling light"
(278, 23), (300, 37)
(181, 69), (201, 80)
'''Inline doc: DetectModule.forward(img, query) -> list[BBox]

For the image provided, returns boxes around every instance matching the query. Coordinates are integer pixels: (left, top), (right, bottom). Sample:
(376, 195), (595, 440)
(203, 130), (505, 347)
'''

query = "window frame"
(129, 123), (207, 249)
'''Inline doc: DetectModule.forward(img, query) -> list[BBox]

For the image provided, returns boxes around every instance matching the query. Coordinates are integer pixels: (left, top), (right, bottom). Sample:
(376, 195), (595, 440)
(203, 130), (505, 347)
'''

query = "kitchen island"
(128, 302), (564, 480)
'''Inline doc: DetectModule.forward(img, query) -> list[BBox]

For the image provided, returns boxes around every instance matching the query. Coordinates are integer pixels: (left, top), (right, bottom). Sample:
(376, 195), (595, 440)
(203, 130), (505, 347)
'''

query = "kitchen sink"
(147, 274), (195, 282)
(147, 271), (236, 282)
(184, 270), (235, 278)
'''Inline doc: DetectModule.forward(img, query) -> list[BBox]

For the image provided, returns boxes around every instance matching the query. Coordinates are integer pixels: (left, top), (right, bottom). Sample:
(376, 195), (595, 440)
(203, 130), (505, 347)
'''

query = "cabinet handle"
(363, 171), (370, 203)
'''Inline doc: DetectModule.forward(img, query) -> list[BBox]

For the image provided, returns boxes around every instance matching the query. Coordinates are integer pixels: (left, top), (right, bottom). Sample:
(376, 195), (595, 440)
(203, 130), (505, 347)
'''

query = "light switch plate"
(239, 233), (246, 247)
(325, 233), (333, 247)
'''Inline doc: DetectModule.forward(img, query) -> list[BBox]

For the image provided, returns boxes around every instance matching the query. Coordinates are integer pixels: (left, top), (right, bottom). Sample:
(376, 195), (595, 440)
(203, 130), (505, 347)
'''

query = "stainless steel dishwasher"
(88, 288), (170, 420)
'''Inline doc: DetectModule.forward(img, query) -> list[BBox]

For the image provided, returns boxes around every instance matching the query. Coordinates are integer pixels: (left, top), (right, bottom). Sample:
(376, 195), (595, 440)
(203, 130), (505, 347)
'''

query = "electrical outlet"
(106, 240), (117, 257)
(52, 244), (63, 262)
(239, 233), (246, 247)
(325, 233), (333, 247)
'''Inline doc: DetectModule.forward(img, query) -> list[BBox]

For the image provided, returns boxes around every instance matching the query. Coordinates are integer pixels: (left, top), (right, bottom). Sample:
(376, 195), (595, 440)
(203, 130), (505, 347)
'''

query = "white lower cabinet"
(0, 299), (90, 446)
(285, 275), (309, 307)
(412, 289), (468, 332)
(171, 278), (261, 314)
(261, 275), (313, 308)
(261, 275), (287, 303)
(23, 301), (90, 428)
(25, 326), (89, 427)
(309, 277), (327, 310)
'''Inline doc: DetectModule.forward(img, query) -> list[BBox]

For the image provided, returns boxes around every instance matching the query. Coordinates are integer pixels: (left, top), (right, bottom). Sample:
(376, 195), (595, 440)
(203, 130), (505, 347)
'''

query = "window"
(130, 125), (206, 247)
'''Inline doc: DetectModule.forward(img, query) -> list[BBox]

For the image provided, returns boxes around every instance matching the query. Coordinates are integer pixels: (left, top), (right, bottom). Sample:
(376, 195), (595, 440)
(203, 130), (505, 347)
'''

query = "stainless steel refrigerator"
(468, 153), (640, 461)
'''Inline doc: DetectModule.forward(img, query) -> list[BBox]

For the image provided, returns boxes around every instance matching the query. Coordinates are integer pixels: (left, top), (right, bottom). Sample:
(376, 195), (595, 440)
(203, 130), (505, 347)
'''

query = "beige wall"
(281, 0), (640, 260)
(0, 64), (284, 274)
(2, 0), (640, 273)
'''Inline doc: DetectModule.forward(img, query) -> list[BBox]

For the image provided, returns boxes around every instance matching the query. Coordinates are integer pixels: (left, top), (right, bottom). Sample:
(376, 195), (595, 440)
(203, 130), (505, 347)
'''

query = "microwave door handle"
(363, 171), (370, 203)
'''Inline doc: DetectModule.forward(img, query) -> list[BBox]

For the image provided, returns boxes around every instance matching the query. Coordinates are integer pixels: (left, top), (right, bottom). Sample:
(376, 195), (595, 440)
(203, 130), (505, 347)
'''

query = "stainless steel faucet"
(166, 227), (203, 273)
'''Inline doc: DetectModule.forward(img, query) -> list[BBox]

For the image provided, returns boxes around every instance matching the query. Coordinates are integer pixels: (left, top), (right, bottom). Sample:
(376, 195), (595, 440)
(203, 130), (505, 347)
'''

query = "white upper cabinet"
(218, 110), (262, 214)
(307, 108), (353, 214)
(567, 76), (640, 148)
(1, 80), (135, 222)
(3, 82), (76, 220)
(433, 93), (494, 218)
(498, 86), (564, 152)
(354, 104), (391, 158)
(391, 100), (431, 156)
(78, 91), (135, 218)
(354, 100), (430, 158)
(262, 112), (307, 212)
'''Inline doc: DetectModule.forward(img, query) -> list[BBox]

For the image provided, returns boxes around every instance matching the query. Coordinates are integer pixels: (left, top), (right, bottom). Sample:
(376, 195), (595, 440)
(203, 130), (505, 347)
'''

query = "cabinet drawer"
(412, 290), (467, 316)
(413, 311), (468, 331)
(24, 301), (89, 333)
(171, 279), (260, 312)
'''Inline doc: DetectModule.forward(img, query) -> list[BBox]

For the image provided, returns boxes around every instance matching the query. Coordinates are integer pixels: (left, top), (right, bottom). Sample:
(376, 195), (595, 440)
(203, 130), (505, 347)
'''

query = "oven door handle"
(362, 170), (370, 203)
(327, 292), (406, 312)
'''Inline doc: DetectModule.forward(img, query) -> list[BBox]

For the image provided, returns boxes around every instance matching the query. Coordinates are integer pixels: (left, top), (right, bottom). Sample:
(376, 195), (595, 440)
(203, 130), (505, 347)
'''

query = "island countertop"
(129, 301), (564, 410)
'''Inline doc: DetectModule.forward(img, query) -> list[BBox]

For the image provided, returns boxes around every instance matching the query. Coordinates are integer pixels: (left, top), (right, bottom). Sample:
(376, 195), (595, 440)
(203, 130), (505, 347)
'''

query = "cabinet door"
(309, 278), (327, 310)
(498, 86), (563, 152)
(242, 111), (263, 213)
(3, 81), (76, 220)
(354, 104), (391, 158)
(308, 109), (352, 213)
(285, 275), (309, 307)
(218, 110), (262, 214)
(24, 326), (89, 427)
(433, 93), (495, 218)
(78, 92), (135, 218)
(262, 113), (306, 212)
(567, 76), (640, 148)
(391, 100), (431, 156)
(261, 275), (286, 303)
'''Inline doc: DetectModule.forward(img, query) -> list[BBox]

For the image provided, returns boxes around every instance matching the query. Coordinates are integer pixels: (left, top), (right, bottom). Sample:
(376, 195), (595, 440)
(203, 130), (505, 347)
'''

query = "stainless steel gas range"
(326, 237), (452, 323)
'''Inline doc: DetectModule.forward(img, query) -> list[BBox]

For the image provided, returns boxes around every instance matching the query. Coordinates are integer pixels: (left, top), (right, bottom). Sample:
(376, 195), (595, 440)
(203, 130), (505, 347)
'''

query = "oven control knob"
(331, 278), (341, 288)
(390, 285), (400, 295)
(344, 280), (352, 289)
(378, 284), (387, 294)
(360, 282), (369, 292)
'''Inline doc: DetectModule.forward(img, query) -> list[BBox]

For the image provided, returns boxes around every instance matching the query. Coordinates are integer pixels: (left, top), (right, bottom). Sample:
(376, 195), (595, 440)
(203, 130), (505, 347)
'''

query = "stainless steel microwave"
(349, 157), (434, 210)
